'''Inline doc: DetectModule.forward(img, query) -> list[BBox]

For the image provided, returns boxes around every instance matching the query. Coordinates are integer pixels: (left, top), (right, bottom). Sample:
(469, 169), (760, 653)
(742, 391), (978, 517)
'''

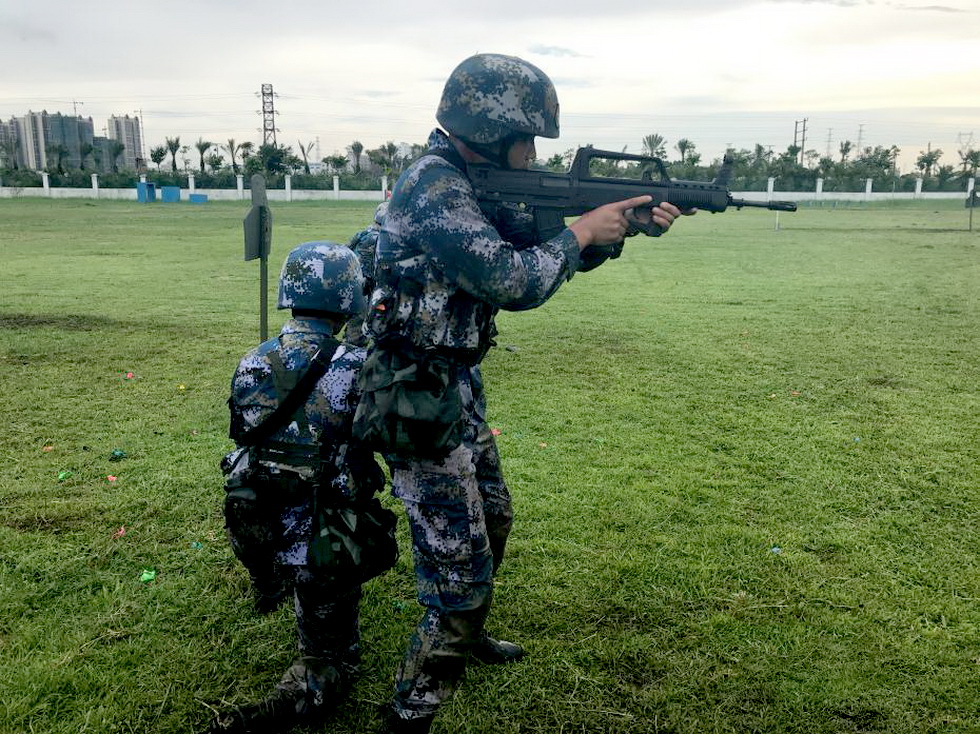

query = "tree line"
(546, 134), (979, 193)
(2, 132), (977, 193)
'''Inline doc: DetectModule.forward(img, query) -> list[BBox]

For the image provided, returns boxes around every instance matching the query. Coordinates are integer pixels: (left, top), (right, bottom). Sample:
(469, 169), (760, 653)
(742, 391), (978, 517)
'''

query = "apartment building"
(1, 110), (142, 172)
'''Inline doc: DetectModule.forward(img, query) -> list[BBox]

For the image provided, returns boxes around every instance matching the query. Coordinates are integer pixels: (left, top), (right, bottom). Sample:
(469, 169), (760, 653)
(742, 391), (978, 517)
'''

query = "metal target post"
(243, 174), (272, 342)
(968, 177), (976, 233)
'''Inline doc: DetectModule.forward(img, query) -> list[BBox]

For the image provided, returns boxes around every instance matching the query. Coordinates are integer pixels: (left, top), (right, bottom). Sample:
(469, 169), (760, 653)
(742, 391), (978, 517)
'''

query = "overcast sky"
(2, 0), (977, 173)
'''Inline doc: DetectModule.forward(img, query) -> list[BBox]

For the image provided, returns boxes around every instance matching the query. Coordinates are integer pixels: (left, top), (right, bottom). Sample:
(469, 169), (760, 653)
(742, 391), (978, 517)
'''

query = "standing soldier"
(358, 54), (689, 733)
(214, 242), (387, 734)
(343, 201), (388, 348)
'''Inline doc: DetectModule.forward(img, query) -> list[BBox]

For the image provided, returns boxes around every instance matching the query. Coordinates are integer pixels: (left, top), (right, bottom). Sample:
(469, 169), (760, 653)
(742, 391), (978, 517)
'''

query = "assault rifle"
(469, 147), (797, 240)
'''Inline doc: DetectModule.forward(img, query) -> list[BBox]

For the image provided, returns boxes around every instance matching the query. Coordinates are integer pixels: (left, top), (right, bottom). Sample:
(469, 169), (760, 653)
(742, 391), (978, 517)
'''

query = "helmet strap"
(459, 137), (508, 169)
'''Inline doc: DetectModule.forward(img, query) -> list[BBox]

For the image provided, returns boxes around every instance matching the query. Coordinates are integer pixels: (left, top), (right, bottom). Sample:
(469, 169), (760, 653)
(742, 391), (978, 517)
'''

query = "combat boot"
(379, 706), (435, 734)
(208, 688), (303, 734)
(470, 632), (526, 665)
(209, 658), (345, 734)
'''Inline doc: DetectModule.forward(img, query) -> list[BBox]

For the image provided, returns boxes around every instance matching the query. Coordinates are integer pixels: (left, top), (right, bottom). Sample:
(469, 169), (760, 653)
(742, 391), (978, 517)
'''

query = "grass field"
(0, 198), (977, 734)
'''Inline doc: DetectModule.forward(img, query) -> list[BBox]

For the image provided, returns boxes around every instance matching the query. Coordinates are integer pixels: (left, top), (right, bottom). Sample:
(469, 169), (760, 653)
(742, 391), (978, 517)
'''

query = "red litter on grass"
(491, 428), (502, 436)
(123, 372), (135, 380)
(106, 475), (118, 482)
(112, 526), (126, 539)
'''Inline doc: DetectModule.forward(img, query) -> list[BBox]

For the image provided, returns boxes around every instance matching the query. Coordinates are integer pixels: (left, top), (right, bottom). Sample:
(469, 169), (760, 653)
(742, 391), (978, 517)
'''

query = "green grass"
(0, 199), (977, 733)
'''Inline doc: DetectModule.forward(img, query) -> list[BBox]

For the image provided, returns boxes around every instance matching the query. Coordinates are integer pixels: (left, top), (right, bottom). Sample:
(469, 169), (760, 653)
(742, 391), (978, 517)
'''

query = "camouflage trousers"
(292, 566), (362, 669)
(225, 480), (363, 705)
(387, 365), (513, 719)
(272, 566), (362, 713)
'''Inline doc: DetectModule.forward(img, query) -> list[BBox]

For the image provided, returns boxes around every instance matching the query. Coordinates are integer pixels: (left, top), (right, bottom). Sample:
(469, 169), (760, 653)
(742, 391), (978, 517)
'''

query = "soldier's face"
(506, 136), (536, 170)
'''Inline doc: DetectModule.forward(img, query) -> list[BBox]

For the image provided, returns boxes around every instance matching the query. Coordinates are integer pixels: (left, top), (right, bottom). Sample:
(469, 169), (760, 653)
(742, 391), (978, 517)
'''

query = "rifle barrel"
(730, 198), (798, 212)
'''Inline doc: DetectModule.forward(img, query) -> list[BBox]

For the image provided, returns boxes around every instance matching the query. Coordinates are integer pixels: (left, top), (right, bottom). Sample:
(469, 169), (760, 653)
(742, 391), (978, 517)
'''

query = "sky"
(1, 0), (977, 174)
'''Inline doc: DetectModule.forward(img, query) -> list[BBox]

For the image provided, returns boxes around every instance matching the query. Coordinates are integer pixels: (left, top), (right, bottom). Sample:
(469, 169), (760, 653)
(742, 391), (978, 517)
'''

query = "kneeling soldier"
(214, 242), (386, 733)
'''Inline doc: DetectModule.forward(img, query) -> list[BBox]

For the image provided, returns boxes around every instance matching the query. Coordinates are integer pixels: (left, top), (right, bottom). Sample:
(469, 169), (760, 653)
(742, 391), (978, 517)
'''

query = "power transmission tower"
(260, 84), (278, 147)
(856, 123), (864, 152)
(825, 128), (833, 158)
(794, 118), (808, 165)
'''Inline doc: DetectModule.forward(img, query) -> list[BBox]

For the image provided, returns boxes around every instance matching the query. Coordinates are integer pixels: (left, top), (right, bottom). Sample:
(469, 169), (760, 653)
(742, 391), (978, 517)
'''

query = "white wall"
(0, 186), (386, 201)
(0, 182), (968, 203)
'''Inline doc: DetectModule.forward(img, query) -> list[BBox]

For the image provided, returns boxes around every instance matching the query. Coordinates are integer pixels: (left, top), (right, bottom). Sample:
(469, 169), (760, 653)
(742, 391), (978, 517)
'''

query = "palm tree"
(165, 137), (181, 173)
(223, 138), (241, 175)
(297, 140), (315, 174)
(194, 138), (213, 174)
(382, 141), (399, 172)
(839, 140), (853, 164)
(916, 146), (942, 178)
(642, 134), (667, 159)
(958, 148), (980, 177)
(348, 140), (364, 173)
(675, 138), (695, 165)
(239, 141), (255, 164)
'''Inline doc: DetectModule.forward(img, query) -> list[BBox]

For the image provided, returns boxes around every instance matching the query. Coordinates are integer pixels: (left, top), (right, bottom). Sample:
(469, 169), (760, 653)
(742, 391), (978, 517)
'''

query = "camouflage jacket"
(365, 128), (582, 359)
(224, 316), (371, 501)
(349, 224), (380, 294)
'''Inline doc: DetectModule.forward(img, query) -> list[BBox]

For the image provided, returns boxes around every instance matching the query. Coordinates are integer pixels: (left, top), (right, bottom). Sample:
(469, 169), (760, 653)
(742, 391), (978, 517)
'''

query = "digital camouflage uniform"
(366, 127), (583, 723)
(343, 201), (387, 348)
(218, 243), (380, 732)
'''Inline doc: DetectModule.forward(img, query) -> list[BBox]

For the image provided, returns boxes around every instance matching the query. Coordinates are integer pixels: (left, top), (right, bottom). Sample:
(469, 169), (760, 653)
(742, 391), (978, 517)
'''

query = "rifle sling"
(237, 341), (337, 448)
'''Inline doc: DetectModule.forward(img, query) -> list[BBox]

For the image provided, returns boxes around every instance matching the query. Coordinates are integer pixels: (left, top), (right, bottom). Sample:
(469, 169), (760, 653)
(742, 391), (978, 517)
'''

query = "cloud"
(548, 76), (596, 90)
(767, 0), (869, 5)
(528, 45), (587, 58)
(898, 4), (969, 11)
(0, 15), (57, 43)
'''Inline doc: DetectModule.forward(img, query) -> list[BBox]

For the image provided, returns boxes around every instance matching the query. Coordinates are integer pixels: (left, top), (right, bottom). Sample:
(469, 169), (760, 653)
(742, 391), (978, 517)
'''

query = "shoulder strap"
(237, 339), (339, 447)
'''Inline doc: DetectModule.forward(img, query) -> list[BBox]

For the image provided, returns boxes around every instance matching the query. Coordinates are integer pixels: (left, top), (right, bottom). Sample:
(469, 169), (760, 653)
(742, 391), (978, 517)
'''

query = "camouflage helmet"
(374, 201), (388, 226)
(437, 53), (560, 145)
(277, 241), (366, 315)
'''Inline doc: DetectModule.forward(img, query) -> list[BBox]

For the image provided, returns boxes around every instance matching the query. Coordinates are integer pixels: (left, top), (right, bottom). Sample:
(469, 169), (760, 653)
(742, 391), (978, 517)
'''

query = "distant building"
(0, 119), (17, 169)
(8, 111), (95, 171)
(0, 110), (142, 172)
(107, 115), (143, 171)
(92, 136), (118, 173)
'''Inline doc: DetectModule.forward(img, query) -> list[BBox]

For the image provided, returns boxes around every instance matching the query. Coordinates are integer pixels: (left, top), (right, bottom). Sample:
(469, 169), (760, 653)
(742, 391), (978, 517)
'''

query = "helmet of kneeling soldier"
(373, 201), (388, 226)
(437, 53), (560, 148)
(277, 241), (366, 315)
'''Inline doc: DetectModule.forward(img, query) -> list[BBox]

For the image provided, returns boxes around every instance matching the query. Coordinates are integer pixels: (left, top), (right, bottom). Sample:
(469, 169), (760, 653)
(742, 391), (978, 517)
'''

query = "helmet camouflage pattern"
(374, 201), (388, 226)
(277, 241), (366, 315)
(437, 53), (559, 145)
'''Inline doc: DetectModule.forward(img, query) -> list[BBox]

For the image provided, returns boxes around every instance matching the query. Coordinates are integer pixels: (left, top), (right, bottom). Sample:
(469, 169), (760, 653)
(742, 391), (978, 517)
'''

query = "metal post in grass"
(968, 178), (976, 232)
(243, 174), (272, 342)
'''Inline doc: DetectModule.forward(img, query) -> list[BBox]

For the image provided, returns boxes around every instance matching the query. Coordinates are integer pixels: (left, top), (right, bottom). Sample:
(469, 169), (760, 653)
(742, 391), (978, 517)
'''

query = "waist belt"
(253, 442), (322, 469)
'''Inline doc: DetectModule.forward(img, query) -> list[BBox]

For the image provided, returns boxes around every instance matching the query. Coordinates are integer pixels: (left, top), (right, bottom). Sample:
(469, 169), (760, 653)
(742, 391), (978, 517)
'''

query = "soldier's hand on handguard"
(625, 200), (697, 236)
(569, 196), (694, 249)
